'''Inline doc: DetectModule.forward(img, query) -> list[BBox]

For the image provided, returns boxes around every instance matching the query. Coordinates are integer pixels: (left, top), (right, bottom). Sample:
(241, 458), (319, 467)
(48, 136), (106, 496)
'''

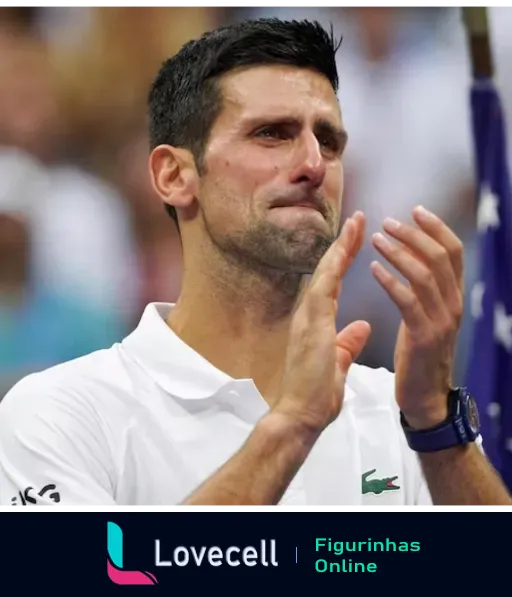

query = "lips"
(271, 199), (325, 217)
(292, 203), (320, 211)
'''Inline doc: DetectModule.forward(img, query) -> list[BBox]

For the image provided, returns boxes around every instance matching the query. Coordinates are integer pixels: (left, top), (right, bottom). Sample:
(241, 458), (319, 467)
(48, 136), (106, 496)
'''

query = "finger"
(412, 206), (464, 288)
(382, 217), (461, 312)
(391, 241), (463, 310)
(371, 232), (446, 320)
(330, 211), (366, 308)
(370, 260), (429, 329)
(335, 320), (371, 375)
(336, 209), (365, 264)
(308, 216), (356, 301)
(350, 211), (366, 260)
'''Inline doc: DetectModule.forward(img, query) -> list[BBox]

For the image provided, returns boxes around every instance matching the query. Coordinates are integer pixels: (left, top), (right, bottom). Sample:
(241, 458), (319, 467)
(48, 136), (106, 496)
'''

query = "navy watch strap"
(400, 387), (480, 453)
(400, 413), (470, 453)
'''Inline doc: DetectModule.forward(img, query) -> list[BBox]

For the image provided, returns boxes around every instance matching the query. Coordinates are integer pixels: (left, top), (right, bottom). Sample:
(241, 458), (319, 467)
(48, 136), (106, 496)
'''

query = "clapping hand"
(370, 206), (464, 429)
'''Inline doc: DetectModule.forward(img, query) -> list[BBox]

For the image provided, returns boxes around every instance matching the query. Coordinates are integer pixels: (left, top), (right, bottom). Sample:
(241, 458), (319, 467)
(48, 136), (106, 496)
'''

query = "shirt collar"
(121, 302), (256, 401)
(120, 303), (371, 424)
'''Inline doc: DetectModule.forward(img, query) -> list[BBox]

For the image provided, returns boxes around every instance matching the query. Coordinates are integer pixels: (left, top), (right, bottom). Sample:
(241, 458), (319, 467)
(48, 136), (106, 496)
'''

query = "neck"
(167, 249), (308, 404)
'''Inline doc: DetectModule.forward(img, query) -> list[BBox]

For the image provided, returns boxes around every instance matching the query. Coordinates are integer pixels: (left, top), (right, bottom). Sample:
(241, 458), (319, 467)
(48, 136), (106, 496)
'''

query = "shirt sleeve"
(0, 373), (117, 505)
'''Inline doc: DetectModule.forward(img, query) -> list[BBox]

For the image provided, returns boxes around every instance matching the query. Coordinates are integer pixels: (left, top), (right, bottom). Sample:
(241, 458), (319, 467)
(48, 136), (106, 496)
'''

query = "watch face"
(466, 395), (480, 435)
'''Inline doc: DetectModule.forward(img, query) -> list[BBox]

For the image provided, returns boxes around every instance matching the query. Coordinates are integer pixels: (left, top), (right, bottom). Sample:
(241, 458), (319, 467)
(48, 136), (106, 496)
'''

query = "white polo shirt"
(0, 302), (435, 505)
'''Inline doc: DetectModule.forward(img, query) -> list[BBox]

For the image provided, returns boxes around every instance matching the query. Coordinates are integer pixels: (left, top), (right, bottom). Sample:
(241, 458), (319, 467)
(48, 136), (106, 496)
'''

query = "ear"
(148, 144), (198, 215)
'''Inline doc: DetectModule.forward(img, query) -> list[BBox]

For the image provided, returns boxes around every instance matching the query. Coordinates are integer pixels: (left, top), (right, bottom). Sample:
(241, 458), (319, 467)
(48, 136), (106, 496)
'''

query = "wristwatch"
(400, 387), (480, 452)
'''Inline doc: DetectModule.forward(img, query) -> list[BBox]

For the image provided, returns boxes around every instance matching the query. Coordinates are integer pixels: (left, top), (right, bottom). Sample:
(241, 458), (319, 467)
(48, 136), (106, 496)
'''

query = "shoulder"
(0, 344), (134, 437)
(0, 346), (134, 504)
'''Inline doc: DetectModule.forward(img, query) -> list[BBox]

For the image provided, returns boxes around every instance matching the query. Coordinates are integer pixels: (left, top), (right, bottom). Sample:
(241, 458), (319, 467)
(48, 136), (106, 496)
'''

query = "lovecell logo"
(107, 522), (158, 585)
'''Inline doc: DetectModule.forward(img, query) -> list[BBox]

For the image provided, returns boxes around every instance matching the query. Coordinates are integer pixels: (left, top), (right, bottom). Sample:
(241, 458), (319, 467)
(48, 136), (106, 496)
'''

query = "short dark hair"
(147, 18), (341, 224)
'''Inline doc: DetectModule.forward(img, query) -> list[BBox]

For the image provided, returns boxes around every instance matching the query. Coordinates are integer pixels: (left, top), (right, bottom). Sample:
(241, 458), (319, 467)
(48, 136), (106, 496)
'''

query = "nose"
(289, 131), (326, 188)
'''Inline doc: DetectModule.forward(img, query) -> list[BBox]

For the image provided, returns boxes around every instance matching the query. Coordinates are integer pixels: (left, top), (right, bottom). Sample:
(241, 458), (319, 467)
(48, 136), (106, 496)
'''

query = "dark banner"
(0, 512), (505, 594)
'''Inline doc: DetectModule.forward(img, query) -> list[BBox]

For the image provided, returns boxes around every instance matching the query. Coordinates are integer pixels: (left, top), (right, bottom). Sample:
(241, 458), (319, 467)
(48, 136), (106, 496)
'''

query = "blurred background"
(0, 6), (511, 399)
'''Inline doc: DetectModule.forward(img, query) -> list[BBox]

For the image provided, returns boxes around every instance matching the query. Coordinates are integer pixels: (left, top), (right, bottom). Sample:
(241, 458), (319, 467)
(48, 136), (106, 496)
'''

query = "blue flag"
(465, 79), (512, 488)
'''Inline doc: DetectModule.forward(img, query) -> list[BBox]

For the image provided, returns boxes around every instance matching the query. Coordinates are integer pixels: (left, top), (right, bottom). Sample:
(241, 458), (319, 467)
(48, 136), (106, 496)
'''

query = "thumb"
(335, 320), (371, 375)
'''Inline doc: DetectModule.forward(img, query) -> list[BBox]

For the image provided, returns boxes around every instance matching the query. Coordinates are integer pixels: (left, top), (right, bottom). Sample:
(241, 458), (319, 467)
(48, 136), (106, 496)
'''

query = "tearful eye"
(254, 126), (290, 141)
(318, 135), (340, 154)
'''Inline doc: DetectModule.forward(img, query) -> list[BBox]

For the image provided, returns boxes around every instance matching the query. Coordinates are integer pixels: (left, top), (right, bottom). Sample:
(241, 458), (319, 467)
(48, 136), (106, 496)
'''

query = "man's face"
(197, 64), (346, 274)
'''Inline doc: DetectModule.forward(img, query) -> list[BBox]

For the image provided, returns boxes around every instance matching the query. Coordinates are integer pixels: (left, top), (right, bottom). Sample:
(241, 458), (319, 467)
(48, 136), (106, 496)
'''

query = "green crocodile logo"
(362, 469), (400, 495)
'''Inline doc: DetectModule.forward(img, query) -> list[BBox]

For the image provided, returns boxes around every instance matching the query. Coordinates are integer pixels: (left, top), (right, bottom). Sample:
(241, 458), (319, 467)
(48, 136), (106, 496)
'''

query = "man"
(0, 18), (509, 505)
